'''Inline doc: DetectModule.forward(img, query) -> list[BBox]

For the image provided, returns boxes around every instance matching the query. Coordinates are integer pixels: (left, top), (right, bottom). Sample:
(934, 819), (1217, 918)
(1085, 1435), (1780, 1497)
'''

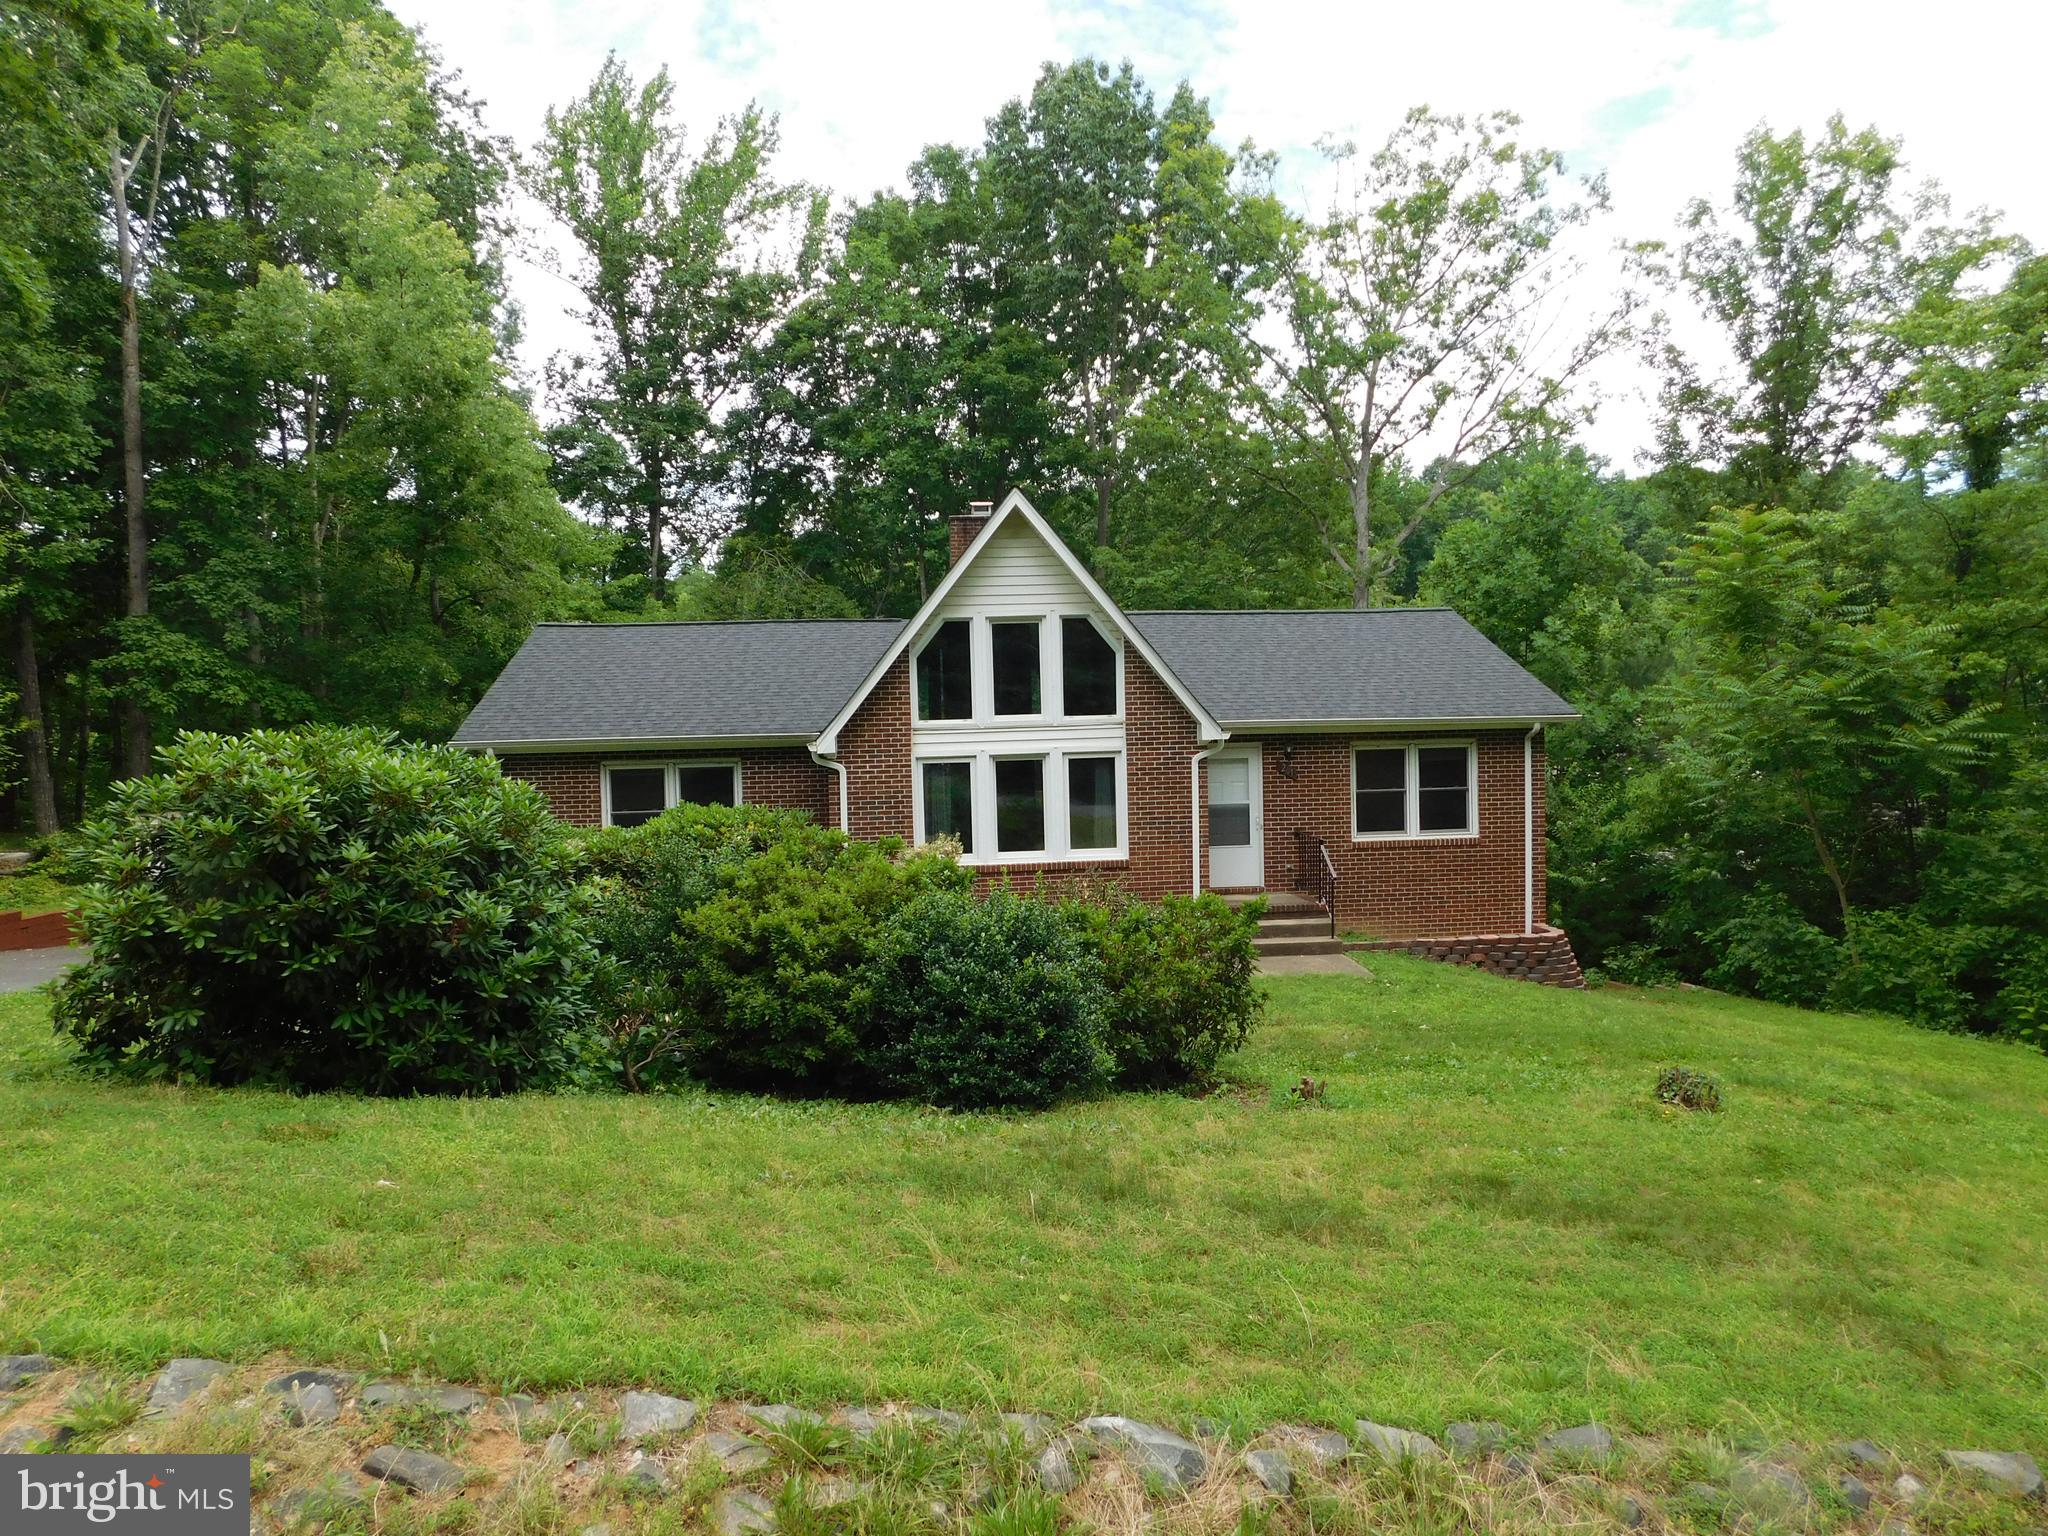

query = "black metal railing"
(1295, 826), (1338, 938)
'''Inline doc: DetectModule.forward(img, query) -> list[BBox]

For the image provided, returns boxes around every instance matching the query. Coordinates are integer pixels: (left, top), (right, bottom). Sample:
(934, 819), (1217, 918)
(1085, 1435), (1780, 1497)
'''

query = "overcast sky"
(390, 0), (2048, 469)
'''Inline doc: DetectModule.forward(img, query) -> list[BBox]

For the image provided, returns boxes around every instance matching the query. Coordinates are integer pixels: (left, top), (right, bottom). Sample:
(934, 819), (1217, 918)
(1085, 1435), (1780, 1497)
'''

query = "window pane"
(1355, 748), (1405, 791)
(991, 621), (1041, 715)
(674, 764), (737, 807)
(607, 766), (666, 828)
(1210, 804), (1252, 846)
(1417, 746), (1470, 832)
(994, 758), (1045, 853)
(916, 619), (972, 720)
(1067, 756), (1117, 850)
(1061, 617), (1116, 715)
(922, 761), (974, 853)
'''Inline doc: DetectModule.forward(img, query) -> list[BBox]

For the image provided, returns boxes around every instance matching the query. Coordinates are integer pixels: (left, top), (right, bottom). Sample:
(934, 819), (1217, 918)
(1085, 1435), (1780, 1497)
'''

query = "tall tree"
(1658, 116), (1989, 503)
(1244, 108), (1636, 606)
(530, 59), (824, 604)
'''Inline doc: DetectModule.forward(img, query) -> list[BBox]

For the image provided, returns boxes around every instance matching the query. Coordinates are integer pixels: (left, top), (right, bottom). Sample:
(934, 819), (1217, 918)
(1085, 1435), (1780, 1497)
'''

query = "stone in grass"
(1680, 1482), (1725, 1505)
(0, 1423), (71, 1454)
(270, 1473), (372, 1527)
(1840, 1474), (1875, 1513)
(1244, 1448), (1293, 1496)
(804, 1476), (868, 1510)
(1732, 1463), (1809, 1506)
(834, 1406), (886, 1439)
(1192, 1416), (1229, 1440)
(908, 1405), (969, 1435)
(1941, 1450), (2045, 1500)
(1536, 1423), (1614, 1459)
(715, 1489), (777, 1536)
(1035, 1440), (1080, 1495)
(0, 1355), (56, 1390)
(619, 1390), (699, 1443)
(282, 1383), (340, 1428)
(1893, 1473), (1929, 1505)
(747, 1403), (825, 1432)
(1353, 1420), (1446, 1465)
(1082, 1416), (1208, 1491)
(620, 1452), (670, 1492)
(360, 1382), (487, 1415)
(1273, 1425), (1349, 1466)
(1001, 1412), (1057, 1447)
(1617, 1493), (1650, 1528)
(144, 1359), (230, 1419)
(541, 1433), (574, 1467)
(1444, 1421), (1510, 1459)
(265, 1368), (357, 1399)
(702, 1431), (774, 1474)
(361, 1445), (465, 1496)
(1836, 1438), (1890, 1469)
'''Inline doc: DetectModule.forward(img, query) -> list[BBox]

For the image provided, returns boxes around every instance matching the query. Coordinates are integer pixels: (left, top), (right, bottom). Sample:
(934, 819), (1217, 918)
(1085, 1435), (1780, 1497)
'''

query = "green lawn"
(2, 959), (2044, 1456)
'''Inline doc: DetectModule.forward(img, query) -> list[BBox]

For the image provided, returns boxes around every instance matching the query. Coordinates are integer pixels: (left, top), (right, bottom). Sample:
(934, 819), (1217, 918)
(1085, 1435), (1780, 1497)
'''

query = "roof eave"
(1218, 713), (1581, 732)
(456, 733), (818, 754)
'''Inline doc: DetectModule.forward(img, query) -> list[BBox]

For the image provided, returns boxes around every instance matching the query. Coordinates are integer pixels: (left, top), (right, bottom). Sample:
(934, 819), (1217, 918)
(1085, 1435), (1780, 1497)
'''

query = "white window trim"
(913, 612), (1125, 729)
(1349, 739), (1478, 842)
(912, 746), (1128, 865)
(601, 759), (742, 827)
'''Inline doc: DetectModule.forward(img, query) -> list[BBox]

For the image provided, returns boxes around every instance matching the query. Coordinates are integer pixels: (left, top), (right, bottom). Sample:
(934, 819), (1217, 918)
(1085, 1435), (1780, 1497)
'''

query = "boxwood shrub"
(864, 889), (1109, 1110)
(52, 728), (594, 1093)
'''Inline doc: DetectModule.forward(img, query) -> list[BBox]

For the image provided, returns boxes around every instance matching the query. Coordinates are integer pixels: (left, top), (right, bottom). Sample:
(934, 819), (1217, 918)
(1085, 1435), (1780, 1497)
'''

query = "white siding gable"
(934, 517), (1101, 623)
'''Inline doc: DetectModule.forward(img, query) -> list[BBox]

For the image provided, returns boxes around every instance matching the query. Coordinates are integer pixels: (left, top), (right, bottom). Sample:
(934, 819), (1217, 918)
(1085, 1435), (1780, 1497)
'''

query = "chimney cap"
(966, 499), (994, 512)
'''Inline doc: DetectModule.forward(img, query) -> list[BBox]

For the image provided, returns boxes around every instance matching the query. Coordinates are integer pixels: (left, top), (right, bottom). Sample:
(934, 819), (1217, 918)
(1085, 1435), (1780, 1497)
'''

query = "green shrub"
(578, 803), (821, 1089)
(667, 824), (969, 1093)
(1704, 892), (1839, 1007)
(1065, 892), (1264, 1087)
(864, 889), (1108, 1110)
(52, 728), (592, 1093)
(1656, 1065), (1723, 1112)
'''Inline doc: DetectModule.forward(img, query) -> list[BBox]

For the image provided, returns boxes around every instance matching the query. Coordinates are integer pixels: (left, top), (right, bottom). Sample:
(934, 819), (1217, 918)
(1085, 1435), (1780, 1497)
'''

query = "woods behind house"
(3, 2), (2044, 1042)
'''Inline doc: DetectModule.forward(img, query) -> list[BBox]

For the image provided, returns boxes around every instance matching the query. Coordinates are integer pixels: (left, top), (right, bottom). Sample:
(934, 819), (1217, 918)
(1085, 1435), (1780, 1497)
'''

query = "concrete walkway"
(1257, 952), (1369, 977)
(0, 945), (87, 993)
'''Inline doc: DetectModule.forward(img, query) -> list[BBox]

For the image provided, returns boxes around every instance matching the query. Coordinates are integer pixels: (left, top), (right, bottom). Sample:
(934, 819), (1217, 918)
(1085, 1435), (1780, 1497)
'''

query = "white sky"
(392, 0), (2048, 469)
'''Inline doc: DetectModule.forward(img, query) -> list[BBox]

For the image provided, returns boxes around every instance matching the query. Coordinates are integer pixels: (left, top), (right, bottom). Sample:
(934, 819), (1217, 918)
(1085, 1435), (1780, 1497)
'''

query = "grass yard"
(2, 957), (2045, 1457)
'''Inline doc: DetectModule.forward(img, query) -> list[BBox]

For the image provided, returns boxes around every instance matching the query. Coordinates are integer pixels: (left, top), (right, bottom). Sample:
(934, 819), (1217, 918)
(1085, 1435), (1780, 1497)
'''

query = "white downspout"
(1190, 742), (1224, 896)
(1523, 723), (1540, 935)
(810, 748), (850, 836)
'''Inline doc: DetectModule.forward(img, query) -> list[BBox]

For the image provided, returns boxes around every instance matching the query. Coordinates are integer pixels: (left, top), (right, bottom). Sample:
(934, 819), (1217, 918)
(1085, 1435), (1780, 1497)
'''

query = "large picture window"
(921, 760), (974, 852)
(1061, 616), (1118, 716)
(1351, 741), (1477, 839)
(604, 761), (740, 828)
(994, 758), (1046, 854)
(991, 621), (1042, 715)
(1067, 755), (1117, 850)
(916, 619), (972, 720)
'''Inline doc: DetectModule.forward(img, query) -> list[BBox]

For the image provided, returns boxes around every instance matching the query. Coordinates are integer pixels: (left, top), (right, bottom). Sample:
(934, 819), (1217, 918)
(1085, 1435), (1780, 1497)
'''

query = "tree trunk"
(1349, 455), (1374, 608)
(11, 604), (59, 835)
(110, 139), (153, 779)
(1094, 475), (1111, 548)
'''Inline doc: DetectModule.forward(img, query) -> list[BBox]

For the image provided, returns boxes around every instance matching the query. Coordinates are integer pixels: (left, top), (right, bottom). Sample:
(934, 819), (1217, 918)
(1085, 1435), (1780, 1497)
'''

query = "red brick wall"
(500, 745), (830, 827)
(948, 514), (990, 567)
(1248, 728), (1547, 939)
(834, 657), (913, 840)
(1347, 925), (1585, 988)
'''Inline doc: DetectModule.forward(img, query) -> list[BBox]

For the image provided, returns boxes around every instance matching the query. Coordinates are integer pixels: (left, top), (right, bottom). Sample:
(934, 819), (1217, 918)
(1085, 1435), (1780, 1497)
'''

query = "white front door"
(1206, 745), (1263, 889)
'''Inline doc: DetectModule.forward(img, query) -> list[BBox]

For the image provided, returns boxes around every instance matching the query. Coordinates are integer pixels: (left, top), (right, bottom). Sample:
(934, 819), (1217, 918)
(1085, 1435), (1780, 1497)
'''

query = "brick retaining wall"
(1346, 924), (1586, 988)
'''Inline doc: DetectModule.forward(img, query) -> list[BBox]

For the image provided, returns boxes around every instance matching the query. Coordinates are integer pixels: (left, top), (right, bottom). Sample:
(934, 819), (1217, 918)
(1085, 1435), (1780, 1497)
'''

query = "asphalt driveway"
(0, 946), (87, 993)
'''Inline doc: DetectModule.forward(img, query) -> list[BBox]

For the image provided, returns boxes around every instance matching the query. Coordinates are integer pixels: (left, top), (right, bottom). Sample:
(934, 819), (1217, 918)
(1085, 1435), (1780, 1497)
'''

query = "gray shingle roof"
(450, 619), (908, 748)
(1127, 608), (1577, 726)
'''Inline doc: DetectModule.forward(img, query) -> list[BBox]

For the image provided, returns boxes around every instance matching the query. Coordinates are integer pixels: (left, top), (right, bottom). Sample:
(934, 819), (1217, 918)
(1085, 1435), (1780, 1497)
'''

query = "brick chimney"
(949, 500), (995, 567)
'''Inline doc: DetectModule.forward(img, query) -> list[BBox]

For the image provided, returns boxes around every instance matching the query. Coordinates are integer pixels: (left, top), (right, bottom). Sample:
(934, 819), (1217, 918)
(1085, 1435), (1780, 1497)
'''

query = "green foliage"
(1703, 893), (1840, 1010)
(864, 890), (1108, 1110)
(1064, 892), (1264, 1088)
(52, 728), (593, 1093)
(1655, 1066), (1723, 1113)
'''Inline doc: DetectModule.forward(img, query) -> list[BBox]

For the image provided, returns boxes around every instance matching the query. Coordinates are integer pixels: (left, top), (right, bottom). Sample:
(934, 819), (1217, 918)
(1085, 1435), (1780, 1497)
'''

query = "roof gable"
(811, 490), (1225, 752)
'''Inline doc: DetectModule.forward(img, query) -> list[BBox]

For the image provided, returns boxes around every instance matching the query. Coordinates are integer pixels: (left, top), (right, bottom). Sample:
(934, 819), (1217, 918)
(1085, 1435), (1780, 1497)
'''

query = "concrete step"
(1222, 890), (1326, 918)
(1253, 936), (1347, 958)
(1256, 915), (1333, 940)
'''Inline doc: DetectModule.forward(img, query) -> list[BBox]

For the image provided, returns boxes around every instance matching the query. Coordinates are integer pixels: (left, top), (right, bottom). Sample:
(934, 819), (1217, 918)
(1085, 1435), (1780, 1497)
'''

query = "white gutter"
(1523, 723), (1540, 935)
(809, 748), (850, 835)
(1190, 742), (1225, 895)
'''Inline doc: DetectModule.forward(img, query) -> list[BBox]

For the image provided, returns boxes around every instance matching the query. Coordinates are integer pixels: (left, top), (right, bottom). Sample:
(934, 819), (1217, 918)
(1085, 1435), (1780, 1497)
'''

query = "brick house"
(453, 490), (1584, 982)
